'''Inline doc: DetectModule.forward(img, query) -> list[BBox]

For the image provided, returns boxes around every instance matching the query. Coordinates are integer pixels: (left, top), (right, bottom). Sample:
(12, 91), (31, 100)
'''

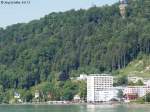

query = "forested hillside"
(0, 0), (150, 91)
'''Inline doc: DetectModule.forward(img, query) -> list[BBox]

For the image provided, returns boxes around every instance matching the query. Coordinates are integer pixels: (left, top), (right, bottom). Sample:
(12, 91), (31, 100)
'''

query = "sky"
(0, 0), (118, 28)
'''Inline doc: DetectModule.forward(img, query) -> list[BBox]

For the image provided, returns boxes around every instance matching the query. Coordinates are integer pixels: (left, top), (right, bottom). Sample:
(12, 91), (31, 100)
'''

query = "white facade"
(77, 74), (87, 81)
(147, 80), (150, 87)
(14, 92), (20, 99)
(94, 90), (114, 102)
(144, 80), (150, 87)
(35, 90), (40, 98)
(73, 95), (81, 101)
(123, 86), (150, 98)
(87, 75), (113, 102)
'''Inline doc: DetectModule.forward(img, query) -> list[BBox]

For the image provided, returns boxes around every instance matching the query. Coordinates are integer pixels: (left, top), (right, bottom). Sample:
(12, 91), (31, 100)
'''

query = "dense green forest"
(0, 0), (150, 102)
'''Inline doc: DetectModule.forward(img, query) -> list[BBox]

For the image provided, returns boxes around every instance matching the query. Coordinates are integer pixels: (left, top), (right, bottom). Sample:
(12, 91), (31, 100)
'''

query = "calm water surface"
(0, 104), (149, 112)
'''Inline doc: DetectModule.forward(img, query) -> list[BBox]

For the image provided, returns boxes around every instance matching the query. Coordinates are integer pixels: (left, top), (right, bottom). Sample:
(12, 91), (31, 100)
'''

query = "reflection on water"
(87, 104), (115, 109)
(86, 104), (118, 112)
(0, 104), (149, 112)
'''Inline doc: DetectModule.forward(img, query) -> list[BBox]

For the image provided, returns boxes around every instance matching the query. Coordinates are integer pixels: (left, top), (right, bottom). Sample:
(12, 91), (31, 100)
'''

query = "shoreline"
(0, 102), (150, 106)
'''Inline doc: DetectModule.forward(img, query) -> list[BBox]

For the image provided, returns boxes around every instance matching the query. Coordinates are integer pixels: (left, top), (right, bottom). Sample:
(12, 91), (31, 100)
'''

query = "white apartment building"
(87, 74), (113, 102)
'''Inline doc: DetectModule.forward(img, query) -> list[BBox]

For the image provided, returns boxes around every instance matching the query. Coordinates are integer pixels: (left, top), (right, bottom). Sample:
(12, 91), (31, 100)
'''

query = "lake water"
(0, 104), (149, 112)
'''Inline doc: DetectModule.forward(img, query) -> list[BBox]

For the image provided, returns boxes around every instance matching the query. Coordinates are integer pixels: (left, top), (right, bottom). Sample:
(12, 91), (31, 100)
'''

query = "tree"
(145, 92), (150, 102)
(117, 89), (123, 100)
(59, 70), (69, 81)
(78, 81), (87, 100)
(116, 75), (128, 86)
(61, 81), (78, 101)
(23, 91), (33, 102)
(136, 79), (144, 86)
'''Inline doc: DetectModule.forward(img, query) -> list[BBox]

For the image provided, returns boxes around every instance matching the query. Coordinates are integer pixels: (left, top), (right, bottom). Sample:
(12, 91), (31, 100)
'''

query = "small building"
(35, 90), (40, 98)
(77, 74), (87, 81)
(14, 92), (20, 99)
(73, 95), (81, 102)
(123, 86), (150, 100)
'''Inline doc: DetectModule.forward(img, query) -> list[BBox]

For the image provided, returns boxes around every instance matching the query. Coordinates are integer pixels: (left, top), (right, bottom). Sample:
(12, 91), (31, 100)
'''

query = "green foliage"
(145, 92), (150, 102)
(0, 93), (3, 103)
(136, 92), (150, 103)
(134, 97), (145, 104)
(128, 80), (144, 86)
(136, 80), (144, 85)
(114, 75), (128, 86)
(78, 81), (87, 100)
(117, 89), (123, 99)
(117, 54), (150, 78)
(22, 91), (33, 102)
(128, 81), (135, 86)
(61, 81), (78, 100)
(0, 86), (4, 103)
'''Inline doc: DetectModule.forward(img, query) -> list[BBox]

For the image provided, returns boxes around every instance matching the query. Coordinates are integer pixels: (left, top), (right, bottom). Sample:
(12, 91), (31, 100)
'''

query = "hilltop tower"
(119, 0), (128, 18)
